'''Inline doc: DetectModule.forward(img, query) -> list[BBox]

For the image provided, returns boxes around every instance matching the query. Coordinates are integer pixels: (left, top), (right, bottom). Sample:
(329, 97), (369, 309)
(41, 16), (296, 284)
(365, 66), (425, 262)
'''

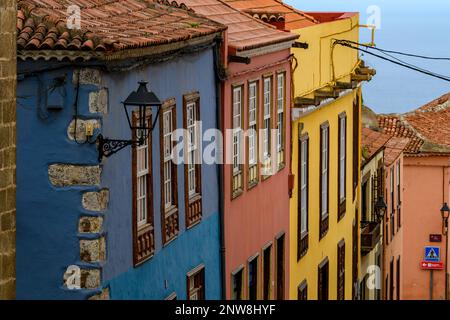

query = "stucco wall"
(16, 48), (221, 299)
(0, 0), (17, 300)
(401, 155), (450, 300)
(223, 49), (292, 299)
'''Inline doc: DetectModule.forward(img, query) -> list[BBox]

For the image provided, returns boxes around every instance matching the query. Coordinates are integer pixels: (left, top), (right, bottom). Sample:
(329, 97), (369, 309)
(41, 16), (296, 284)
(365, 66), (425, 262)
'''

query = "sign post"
(421, 246), (442, 300)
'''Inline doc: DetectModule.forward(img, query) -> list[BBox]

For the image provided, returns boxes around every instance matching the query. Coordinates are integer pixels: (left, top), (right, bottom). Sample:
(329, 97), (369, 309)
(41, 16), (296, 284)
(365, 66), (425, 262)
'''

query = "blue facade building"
(15, 0), (225, 299)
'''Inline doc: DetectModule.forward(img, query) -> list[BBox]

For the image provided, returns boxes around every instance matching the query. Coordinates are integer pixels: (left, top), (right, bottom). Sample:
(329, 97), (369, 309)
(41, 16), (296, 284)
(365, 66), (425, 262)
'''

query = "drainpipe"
(213, 35), (227, 300)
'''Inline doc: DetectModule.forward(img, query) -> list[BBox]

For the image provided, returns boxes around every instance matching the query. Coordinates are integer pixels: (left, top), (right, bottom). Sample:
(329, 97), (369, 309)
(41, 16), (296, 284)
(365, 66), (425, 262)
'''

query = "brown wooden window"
(338, 112), (347, 220)
(187, 264), (205, 300)
(262, 76), (272, 175)
(337, 240), (345, 300)
(396, 160), (401, 229)
(275, 233), (285, 300)
(352, 95), (360, 201)
(298, 280), (307, 300)
(262, 243), (272, 300)
(320, 122), (330, 239)
(160, 99), (179, 245)
(248, 254), (259, 300)
(298, 133), (309, 260)
(183, 92), (202, 228)
(132, 111), (155, 266)
(318, 257), (329, 300)
(231, 266), (244, 300)
(247, 81), (259, 188)
(276, 72), (286, 168)
(232, 85), (244, 196)
(390, 167), (395, 238)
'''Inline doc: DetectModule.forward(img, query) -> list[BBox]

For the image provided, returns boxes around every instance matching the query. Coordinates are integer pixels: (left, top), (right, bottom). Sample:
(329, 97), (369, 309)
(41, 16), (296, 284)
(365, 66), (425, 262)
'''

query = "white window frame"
(248, 82), (257, 167)
(339, 115), (346, 203)
(187, 102), (198, 197)
(263, 77), (272, 160)
(136, 128), (149, 228)
(276, 73), (284, 153)
(300, 137), (308, 234)
(321, 125), (329, 218)
(163, 109), (173, 210)
(233, 86), (243, 174)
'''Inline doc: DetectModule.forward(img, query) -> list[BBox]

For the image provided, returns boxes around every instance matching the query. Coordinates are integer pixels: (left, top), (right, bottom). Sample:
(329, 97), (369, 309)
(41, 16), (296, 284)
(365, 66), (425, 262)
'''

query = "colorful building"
(162, 0), (299, 300)
(221, 0), (375, 300)
(15, 0), (226, 299)
(377, 93), (450, 300)
(359, 127), (409, 300)
(0, 0), (17, 300)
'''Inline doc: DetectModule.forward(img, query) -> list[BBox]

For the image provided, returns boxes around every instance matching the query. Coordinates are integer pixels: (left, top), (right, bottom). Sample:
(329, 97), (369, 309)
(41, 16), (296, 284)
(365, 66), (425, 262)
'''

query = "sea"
(285, 0), (450, 114)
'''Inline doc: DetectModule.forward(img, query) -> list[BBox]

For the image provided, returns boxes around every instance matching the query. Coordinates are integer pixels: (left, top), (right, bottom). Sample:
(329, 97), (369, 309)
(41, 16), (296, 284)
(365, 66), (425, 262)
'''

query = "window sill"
(278, 162), (286, 172)
(247, 180), (259, 191)
(232, 188), (244, 200)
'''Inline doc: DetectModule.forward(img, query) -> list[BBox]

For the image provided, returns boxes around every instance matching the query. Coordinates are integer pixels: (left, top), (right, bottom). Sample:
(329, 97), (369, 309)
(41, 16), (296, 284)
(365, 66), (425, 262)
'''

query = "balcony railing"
(361, 221), (381, 256)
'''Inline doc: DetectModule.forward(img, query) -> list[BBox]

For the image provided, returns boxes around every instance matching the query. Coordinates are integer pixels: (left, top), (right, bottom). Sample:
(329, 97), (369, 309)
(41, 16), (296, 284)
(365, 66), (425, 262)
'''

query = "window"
(320, 122), (329, 239)
(262, 244), (272, 300)
(338, 113), (347, 219)
(160, 100), (179, 245)
(318, 258), (329, 300)
(248, 82), (258, 187)
(276, 73), (285, 167)
(187, 265), (205, 300)
(263, 77), (272, 170)
(390, 167), (395, 238)
(396, 161), (401, 229)
(298, 280), (307, 300)
(337, 240), (345, 300)
(183, 93), (202, 227)
(396, 256), (401, 300)
(232, 85), (243, 195)
(353, 95), (360, 200)
(231, 267), (244, 300)
(248, 255), (259, 300)
(389, 258), (394, 300)
(132, 111), (154, 266)
(361, 180), (368, 222)
(275, 233), (285, 300)
(298, 134), (309, 259)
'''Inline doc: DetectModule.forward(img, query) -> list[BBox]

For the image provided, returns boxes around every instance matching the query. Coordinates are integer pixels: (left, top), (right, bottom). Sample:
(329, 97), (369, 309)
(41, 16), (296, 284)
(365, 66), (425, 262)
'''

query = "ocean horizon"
(285, 0), (450, 114)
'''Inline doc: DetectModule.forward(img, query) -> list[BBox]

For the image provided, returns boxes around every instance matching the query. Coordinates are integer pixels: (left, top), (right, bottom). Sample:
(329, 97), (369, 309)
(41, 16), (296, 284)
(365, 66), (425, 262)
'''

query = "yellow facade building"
(288, 13), (372, 300)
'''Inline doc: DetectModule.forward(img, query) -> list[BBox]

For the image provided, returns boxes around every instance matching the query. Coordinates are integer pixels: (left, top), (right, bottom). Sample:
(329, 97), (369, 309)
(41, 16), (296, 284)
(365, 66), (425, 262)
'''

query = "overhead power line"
(334, 40), (450, 82)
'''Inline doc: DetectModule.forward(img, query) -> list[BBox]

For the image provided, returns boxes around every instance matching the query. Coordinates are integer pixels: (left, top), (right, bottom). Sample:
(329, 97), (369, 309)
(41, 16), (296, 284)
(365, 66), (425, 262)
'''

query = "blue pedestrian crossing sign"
(424, 246), (440, 262)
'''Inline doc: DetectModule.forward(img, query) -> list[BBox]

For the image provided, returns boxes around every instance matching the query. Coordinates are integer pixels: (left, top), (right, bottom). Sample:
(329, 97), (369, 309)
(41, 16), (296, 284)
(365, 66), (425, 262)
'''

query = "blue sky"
(284, 0), (450, 113)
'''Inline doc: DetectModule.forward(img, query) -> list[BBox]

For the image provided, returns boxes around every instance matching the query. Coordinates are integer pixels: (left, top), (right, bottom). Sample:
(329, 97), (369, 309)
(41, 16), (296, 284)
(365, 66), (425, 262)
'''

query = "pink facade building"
(378, 92), (450, 300)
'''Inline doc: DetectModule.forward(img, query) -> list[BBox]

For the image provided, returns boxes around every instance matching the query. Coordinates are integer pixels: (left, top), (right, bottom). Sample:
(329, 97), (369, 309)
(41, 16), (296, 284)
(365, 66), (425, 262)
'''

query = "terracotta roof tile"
(378, 92), (450, 154)
(156, 0), (298, 52)
(17, 0), (226, 55)
(361, 128), (409, 167)
(221, 0), (317, 29)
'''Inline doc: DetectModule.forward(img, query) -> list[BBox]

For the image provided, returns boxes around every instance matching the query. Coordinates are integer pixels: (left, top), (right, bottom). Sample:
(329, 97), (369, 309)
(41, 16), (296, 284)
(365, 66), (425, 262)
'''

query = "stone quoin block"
(82, 189), (109, 212)
(63, 267), (101, 289)
(48, 164), (101, 187)
(89, 89), (108, 114)
(74, 68), (102, 86)
(80, 237), (106, 262)
(67, 118), (100, 142)
(78, 216), (103, 233)
(88, 287), (110, 300)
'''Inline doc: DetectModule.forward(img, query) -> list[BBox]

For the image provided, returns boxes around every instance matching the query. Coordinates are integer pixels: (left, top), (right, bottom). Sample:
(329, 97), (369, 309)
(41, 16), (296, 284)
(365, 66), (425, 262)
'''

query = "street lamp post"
(440, 202), (450, 300)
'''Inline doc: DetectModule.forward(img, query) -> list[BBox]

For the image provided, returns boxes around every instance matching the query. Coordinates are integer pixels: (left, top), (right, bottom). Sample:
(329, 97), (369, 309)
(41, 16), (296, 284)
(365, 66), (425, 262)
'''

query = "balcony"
(361, 221), (381, 256)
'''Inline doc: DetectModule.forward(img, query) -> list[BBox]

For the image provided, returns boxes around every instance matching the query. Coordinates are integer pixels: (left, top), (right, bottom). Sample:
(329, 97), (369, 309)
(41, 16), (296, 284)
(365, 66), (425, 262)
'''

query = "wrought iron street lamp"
(375, 196), (387, 222)
(441, 202), (450, 300)
(97, 81), (162, 161)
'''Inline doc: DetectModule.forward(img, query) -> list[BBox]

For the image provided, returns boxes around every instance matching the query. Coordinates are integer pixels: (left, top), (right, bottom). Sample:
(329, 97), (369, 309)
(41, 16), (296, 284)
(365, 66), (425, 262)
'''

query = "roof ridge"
(272, 0), (318, 24)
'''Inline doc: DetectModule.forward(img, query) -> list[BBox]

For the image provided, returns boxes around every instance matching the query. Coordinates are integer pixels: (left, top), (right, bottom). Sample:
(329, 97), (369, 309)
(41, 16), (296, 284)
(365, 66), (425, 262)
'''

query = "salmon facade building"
(160, 0), (299, 299)
(222, 0), (375, 299)
(377, 93), (450, 300)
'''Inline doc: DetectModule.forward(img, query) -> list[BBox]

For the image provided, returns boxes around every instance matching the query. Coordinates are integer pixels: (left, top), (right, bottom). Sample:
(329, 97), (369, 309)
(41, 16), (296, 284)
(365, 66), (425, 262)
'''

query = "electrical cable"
(334, 40), (450, 82)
